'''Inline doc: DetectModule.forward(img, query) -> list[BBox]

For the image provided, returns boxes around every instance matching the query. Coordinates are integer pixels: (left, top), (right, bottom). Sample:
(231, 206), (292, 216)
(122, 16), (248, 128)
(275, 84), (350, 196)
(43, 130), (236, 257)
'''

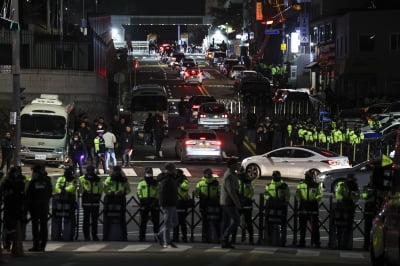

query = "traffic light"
(0, 17), (20, 31)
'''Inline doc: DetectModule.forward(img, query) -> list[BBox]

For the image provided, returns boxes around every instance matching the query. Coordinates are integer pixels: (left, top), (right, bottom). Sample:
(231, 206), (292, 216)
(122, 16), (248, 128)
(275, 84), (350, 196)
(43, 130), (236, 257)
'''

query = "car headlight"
(54, 147), (64, 154)
(20, 146), (29, 152)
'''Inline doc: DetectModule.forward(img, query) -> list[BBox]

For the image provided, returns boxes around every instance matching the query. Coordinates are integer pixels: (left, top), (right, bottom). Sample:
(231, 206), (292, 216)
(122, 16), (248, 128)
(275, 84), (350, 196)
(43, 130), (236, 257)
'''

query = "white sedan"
(241, 146), (350, 179)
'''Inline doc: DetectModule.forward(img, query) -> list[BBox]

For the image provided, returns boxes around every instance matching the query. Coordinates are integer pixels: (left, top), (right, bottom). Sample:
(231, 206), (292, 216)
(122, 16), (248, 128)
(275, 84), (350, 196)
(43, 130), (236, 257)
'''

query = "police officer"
(103, 166), (131, 241)
(94, 129), (106, 174)
(334, 173), (360, 250)
(137, 167), (160, 242)
(194, 168), (221, 243)
(173, 168), (192, 243)
(52, 167), (78, 241)
(361, 166), (386, 250)
(0, 167), (26, 252)
(264, 171), (290, 246)
(79, 165), (103, 241)
(295, 171), (323, 248)
(236, 166), (255, 245)
(25, 165), (52, 252)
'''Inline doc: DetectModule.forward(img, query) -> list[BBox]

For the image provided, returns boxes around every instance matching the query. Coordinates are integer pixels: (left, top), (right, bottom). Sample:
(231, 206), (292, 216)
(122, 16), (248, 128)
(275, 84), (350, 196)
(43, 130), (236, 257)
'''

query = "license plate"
(35, 154), (46, 160)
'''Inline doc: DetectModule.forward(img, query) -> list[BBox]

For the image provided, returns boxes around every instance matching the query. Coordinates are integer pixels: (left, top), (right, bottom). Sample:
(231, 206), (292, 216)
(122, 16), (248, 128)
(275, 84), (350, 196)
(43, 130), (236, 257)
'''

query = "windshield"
(131, 96), (168, 111)
(21, 114), (66, 139)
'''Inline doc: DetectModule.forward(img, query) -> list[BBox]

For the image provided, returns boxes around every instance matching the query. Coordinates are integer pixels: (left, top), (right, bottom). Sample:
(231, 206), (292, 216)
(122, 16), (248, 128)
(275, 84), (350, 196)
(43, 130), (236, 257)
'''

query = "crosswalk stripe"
(45, 243), (66, 251)
(161, 244), (191, 252)
(296, 250), (320, 256)
(205, 246), (231, 253)
(118, 244), (151, 252)
(250, 247), (277, 254)
(339, 252), (365, 259)
(73, 244), (107, 252)
(122, 168), (138, 177)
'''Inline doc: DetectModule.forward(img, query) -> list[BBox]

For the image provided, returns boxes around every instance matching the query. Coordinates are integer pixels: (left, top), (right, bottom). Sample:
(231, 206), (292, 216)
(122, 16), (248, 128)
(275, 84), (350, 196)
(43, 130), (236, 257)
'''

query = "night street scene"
(0, 0), (399, 265)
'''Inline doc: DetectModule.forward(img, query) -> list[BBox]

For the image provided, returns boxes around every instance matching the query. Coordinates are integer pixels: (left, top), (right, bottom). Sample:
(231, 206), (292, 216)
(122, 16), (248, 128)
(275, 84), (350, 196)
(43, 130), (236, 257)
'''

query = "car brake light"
(321, 160), (341, 166)
(192, 105), (199, 110)
(185, 140), (197, 145)
(200, 137), (206, 140)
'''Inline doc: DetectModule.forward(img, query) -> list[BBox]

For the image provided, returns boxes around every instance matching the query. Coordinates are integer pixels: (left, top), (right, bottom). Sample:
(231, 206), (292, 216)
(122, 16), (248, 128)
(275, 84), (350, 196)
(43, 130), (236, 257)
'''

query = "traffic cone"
(11, 220), (24, 257)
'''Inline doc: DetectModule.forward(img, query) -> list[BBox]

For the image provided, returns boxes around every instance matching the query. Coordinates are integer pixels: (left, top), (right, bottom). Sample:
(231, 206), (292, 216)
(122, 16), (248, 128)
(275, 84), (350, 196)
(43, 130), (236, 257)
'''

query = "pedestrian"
(144, 113), (153, 145)
(93, 129), (106, 174)
(334, 173), (360, 250)
(69, 132), (86, 176)
(79, 165), (103, 241)
(361, 166), (386, 250)
(220, 158), (241, 249)
(137, 167), (160, 242)
(255, 123), (269, 155)
(52, 167), (78, 241)
(103, 129), (118, 173)
(103, 166), (131, 241)
(173, 168), (192, 243)
(264, 171), (290, 246)
(0, 167), (26, 254)
(120, 124), (135, 168)
(153, 110), (167, 158)
(295, 171), (323, 248)
(1, 131), (14, 173)
(25, 165), (52, 252)
(236, 166), (255, 245)
(194, 168), (221, 243)
(233, 121), (246, 160)
(156, 162), (178, 248)
(76, 121), (90, 164)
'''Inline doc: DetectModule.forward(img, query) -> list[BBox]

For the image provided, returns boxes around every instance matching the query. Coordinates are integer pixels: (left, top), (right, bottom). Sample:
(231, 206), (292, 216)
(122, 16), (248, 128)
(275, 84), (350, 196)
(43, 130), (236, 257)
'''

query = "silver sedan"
(241, 146), (350, 179)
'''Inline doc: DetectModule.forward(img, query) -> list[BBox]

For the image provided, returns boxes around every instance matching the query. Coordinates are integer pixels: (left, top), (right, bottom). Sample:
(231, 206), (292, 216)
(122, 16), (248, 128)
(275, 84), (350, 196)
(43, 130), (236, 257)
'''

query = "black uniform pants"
(29, 205), (49, 249)
(82, 205), (100, 239)
(236, 207), (254, 243)
(299, 212), (320, 246)
(173, 208), (188, 242)
(139, 207), (160, 240)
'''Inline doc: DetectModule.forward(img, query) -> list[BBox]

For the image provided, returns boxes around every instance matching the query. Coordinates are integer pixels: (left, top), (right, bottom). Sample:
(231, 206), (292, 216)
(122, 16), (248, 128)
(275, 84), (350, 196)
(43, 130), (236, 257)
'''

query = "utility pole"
(11, 0), (21, 166)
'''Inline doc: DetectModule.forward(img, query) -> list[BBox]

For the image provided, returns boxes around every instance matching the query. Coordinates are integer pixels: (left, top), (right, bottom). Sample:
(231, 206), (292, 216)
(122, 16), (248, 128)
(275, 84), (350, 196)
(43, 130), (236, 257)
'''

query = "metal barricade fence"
(0, 193), (368, 249)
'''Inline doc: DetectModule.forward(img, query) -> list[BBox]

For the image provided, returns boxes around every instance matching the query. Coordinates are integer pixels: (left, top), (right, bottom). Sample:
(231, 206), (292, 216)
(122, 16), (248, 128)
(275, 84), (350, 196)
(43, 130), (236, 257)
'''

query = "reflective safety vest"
(295, 181), (323, 202)
(318, 131), (327, 143)
(103, 176), (131, 195)
(332, 129), (344, 143)
(54, 176), (77, 195)
(335, 181), (360, 203)
(137, 179), (159, 199)
(94, 136), (106, 153)
(177, 178), (190, 201)
(264, 179), (290, 201)
(79, 175), (103, 195)
(287, 124), (293, 137)
(238, 178), (255, 199)
(194, 177), (220, 200)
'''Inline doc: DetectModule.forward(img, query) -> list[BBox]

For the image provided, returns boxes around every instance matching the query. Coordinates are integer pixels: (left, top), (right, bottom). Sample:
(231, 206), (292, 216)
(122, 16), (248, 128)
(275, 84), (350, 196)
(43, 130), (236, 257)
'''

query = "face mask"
(74, 138), (78, 141)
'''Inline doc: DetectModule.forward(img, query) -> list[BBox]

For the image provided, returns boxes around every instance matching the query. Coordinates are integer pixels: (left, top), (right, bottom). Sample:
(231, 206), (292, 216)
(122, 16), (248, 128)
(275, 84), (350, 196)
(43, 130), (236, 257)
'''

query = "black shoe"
(84, 237), (91, 241)
(28, 247), (42, 252)
(298, 243), (305, 248)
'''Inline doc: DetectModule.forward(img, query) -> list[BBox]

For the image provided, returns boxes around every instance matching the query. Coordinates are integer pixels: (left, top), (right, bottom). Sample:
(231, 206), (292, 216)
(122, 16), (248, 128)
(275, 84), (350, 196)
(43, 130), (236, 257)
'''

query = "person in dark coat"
(25, 165), (53, 252)
(255, 123), (270, 155)
(233, 121), (246, 160)
(0, 167), (26, 251)
(69, 132), (86, 176)
(271, 120), (284, 150)
(120, 124), (135, 167)
(152, 110), (167, 158)
(1, 131), (14, 173)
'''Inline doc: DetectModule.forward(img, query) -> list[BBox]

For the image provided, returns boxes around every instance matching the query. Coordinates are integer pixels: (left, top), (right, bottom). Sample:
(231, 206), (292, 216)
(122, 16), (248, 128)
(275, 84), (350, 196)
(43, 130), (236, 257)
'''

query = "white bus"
(130, 84), (168, 139)
(19, 94), (74, 165)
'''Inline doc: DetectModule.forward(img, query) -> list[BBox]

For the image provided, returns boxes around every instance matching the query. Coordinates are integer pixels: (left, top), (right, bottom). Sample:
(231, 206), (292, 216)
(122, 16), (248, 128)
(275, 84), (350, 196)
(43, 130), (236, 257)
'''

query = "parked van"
(19, 94), (74, 165)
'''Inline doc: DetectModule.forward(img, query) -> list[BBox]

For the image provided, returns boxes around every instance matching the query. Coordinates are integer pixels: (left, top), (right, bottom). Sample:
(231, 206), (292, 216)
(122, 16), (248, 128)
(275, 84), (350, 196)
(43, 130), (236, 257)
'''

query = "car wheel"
(331, 179), (345, 194)
(246, 164), (261, 179)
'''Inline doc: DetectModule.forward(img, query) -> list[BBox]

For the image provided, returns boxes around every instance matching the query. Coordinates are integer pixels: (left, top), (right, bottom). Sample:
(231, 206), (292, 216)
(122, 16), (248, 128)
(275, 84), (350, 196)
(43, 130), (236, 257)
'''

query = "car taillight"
(191, 70), (198, 75)
(192, 105), (199, 110)
(211, 140), (222, 146)
(321, 160), (341, 166)
(221, 114), (228, 118)
(199, 114), (206, 118)
(184, 140), (197, 145)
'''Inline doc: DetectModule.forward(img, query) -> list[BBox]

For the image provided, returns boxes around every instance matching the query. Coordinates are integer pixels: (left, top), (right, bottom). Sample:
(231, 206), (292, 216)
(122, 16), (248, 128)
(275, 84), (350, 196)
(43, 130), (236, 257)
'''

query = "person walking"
(79, 165), (103, 241)
(264, 171), (290, 246)
(143, 113), (153, 145)
(236, 166), (255, 245)
(255, 123), (269, 155)
(93, 129), (106, 174)
(103, 166), (131, 241)
(194, 168), (221, 243)
(156, 163), (178, 248)
(295, 171), (323, 248)
(103, 129), (118, 173)
(0, 167), (26, 254)
(25, 165), (52, 252)
(173, 168), (192, 243)
(152, 110), (167, 158)
(137, 167), (160, 242)
(120, 124), (135, 168)
(69, 132), (86, 176)
(220, 158), (241, 249)
(0, 131), (14, 173)
(233, 121), (246, 160)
